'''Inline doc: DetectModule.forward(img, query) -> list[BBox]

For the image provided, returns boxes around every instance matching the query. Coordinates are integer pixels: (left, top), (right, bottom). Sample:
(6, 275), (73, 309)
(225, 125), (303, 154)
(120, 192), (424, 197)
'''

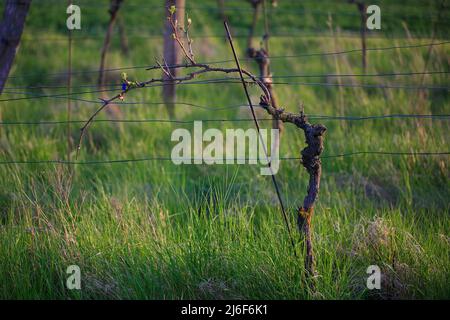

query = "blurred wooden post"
(217, 0), (228, 27)
(117, 14), (129, 57)
(98, 0), (124, 119)
(327, 14), (345, 115)
(163, 0), (185, 118)
(358, 2), (367, 73)
(247, 0), (283, 154)
(349, 0), (367, 73)
(217, 0), (229, 40)
(98, 0), (124, 88)
(67, 0), (73, 159)
(0, 0), (32, 93)
(417, 0), (445, 103)
(246, 0), (261, 52)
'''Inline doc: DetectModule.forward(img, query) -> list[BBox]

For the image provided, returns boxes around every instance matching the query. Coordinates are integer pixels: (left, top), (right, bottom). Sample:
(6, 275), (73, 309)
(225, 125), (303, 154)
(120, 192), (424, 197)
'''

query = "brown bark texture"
(0, 0), (32, 93)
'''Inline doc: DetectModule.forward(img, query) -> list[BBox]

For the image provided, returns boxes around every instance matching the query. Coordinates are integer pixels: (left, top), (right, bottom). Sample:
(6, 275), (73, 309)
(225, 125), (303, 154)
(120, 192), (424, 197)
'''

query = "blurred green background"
(0, 0), (448, 299)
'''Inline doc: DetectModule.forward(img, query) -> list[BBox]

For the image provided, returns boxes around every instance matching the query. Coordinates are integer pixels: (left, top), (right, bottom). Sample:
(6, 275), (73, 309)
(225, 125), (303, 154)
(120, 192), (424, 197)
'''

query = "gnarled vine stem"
(78, 6), (327, 280)
(260, 96), (326, 277)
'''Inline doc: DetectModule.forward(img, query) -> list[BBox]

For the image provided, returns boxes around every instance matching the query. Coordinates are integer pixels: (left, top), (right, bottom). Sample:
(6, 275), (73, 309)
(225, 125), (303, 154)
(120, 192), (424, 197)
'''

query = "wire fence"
(0, 0), (448, 263)
(20, 30), (450, 42)
(4, 70), (449, 91)
(1, 114), (449, 126)
(2, 15), (449, 167)
(14, 1), (445, 22)
(7, 41), (450, 80)
(1, 78), (448, 103)
(1, 152), (449, 166)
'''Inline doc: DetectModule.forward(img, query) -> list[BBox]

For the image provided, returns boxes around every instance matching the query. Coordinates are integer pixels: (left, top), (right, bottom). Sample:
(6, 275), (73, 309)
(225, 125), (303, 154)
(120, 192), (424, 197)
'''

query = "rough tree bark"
(163, 0), (185, 118)
(0, 0), (32, 93)
(260, 96), (326, 277)
(297, 119), (326, 277)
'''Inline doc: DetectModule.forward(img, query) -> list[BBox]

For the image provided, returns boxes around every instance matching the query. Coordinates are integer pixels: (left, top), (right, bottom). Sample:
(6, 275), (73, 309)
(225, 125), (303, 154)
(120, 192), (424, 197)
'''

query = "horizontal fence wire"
(19, 27), (445, 43)
(6, 41), (450, 80)
(1, 114), (449, 126)
(0, 152), (448, 166)
(2, 7), (448, 166)
(4, 71), (449, 91)
(21, 1), (442, 19)
(0, 97), (267, 110)
(4, 97), (449, 115)
(21, 31), (449, 42)
(1, 79), (448, 103)
(17, 0), (440, 11)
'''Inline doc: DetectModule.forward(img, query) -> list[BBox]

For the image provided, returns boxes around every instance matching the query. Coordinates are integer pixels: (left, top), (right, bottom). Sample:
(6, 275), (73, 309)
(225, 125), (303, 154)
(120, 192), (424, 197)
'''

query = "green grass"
(0, 0), (449, 299)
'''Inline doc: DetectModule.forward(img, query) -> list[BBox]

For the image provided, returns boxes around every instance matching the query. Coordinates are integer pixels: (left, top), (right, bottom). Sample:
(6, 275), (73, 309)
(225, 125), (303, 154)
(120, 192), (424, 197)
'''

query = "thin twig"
(168, 9), (195, 64)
